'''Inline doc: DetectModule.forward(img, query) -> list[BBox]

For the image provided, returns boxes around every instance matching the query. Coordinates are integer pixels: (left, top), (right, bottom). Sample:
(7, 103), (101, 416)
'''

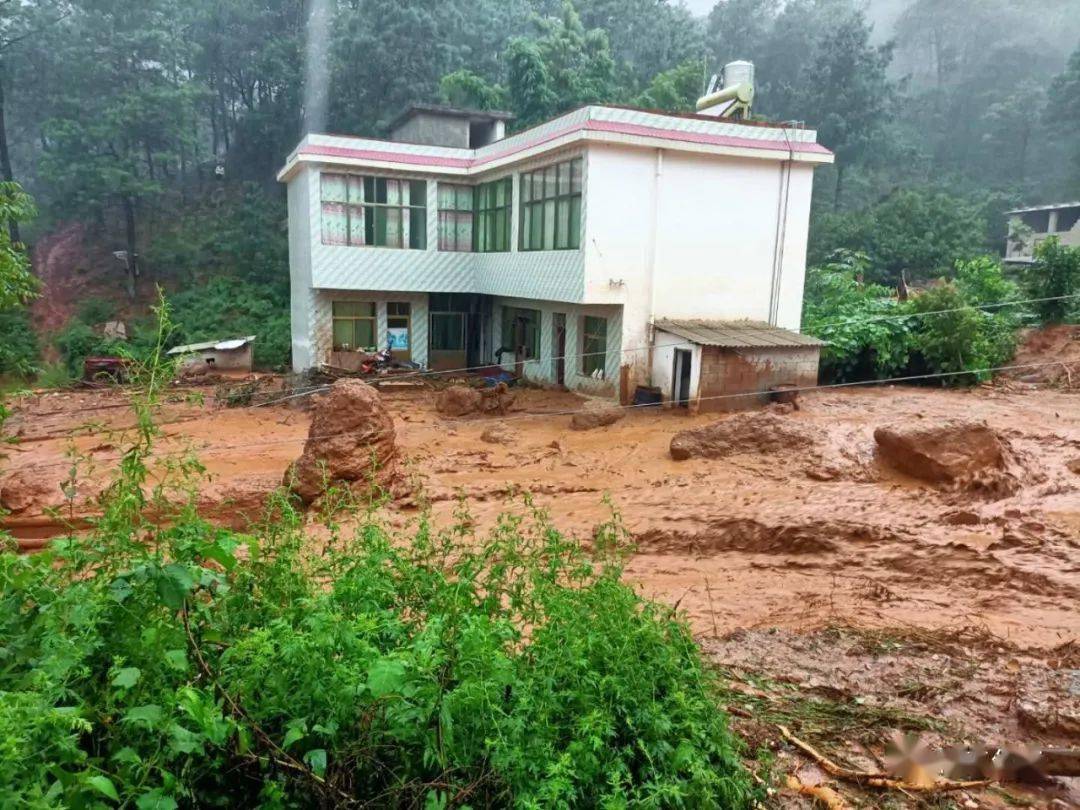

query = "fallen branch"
(784, 774), (847, 809)
(777, 725), (990, 794)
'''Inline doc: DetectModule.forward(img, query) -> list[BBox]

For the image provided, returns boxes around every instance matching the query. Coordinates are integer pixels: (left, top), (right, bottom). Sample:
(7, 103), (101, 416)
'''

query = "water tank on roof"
(723, 60), (755, 90)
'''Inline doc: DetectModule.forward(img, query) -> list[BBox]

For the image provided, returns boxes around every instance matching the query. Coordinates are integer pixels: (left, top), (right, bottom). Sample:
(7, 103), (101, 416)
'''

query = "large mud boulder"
(435, 385), (482, 417)
(570, 404), (625, 431)
(0, 467), (63, 514)
(285, 380), (397, 504)
(874, 420), (1024, 498)
(670, 411), (816, 461)
(874, 420), (1008, 483)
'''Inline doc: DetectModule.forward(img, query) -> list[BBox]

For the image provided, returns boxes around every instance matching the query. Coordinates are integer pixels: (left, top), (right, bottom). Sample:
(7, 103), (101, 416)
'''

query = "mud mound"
(436, 385), (482, 416)
(570, 405), (624, 430)
(480, 424), (516, 445)
(0, 467), (65, 514)
(436, 383), (517, 417)
(670, 411), (817, 461)
(634, 518), (897, 556)
(874, 419), (1024, 497)
(1008, 325), (1080, 387)
(285, 380), (397, 504)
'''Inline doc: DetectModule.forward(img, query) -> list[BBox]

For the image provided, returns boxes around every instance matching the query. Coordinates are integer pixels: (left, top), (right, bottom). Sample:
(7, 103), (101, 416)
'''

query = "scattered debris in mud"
(704, 624), (1080, 808)
(285, 379), (398, 504)
(435, 382), (517, 417)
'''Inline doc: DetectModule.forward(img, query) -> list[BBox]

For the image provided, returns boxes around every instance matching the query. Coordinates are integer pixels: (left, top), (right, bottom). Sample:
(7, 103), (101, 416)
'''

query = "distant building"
(1005, 202), (1080, 264)
(279, 67), (834, 408)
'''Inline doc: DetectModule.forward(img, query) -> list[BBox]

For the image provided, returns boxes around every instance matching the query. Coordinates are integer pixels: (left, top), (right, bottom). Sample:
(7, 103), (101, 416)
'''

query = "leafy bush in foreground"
(0, 324), (754, 807)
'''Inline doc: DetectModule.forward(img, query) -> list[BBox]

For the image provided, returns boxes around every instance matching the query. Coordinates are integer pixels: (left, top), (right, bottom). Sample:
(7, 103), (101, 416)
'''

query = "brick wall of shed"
(695, 346), (819, 412)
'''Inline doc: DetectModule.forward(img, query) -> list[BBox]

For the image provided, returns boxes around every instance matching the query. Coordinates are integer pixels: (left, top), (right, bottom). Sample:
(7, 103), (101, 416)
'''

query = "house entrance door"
(387, 302), (411, 362)
(673, 349), (692, 407)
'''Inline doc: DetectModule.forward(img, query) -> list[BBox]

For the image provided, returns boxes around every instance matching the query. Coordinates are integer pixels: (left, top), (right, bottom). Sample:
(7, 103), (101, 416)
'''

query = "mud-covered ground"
(3, 371), (1078, 807)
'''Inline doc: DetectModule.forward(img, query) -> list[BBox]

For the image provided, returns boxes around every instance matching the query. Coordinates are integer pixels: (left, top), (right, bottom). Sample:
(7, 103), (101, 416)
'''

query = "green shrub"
(0, 321), (754, 807)
(168, 277), (290, 370)
(804, 253), (1021, 383)
(1027, 236), (1080, 324)
(0, 307), (39, 378)
(54, 318), (124, 377)
(803, 250), (913, 380)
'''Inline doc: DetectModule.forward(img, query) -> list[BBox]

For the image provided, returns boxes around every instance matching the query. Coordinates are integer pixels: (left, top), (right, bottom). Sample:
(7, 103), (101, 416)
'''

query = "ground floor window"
(582, 315), (606, 378)
(387, 302), (411, 354)
(331, 301), (376, 351)
(501, 306), (540, 359)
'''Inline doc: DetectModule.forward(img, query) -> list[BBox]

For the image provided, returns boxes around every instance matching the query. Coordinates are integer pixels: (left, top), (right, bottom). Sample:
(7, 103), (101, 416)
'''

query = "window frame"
(320, 172), (427, 250)
(473, 177), (512, 253)
(581, 315), (607, 378)
(519, 158), (582, 252)
(437, 183), (474, 252)
(331, 301), (377, 352)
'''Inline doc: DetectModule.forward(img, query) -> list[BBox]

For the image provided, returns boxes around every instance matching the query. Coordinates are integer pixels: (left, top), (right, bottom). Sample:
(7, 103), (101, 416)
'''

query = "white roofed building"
(279, 95), (833, 406)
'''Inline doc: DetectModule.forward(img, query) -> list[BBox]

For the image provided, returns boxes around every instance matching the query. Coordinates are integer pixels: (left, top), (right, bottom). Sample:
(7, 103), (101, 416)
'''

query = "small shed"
(167, 335), (256, 375)
(651, 320), (823, 412)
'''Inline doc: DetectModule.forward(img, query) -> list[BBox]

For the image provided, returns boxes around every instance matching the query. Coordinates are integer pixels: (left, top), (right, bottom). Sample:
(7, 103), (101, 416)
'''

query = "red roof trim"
(295, 118), (832, 170)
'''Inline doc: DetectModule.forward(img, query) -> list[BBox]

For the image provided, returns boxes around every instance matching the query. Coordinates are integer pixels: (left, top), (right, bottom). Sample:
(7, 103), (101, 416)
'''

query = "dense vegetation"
(0, 321), (756, 807)
(0, 0), (1078, 373)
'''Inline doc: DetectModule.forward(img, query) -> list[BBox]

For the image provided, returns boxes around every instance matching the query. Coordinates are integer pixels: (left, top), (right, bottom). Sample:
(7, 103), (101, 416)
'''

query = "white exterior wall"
(490, 297), (622, 396)
(284, 106), (827, 400)
(651, 329), (702, 403)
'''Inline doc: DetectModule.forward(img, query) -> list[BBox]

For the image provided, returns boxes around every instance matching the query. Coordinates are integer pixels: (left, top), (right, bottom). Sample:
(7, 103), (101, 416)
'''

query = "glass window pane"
(438, 184), (455, 210)
(386, 179), (400, 205)
(409, 208), (426, 249)
(544, 166), (556, 198)
(321, 202), (347, 245)
(410, 180), (426, 207)
(355, 318), (375, 349)
(569, 197), (582, 249)
(347, 175), (364, 204)
(364, 176), (375, 203)
(321, 173), (348, 203)
(456, 212), (472, 250)
(332, 319), (354, 350)
(571, 159), (582, 193)
(521, 203), (531, 250)
(558, 162), (570, 195)
(543, 199), (556, 248)
(556, 199), (570, 249)
(529, 204), (542, 250)
(458, 186), (473, 210)
(347, 204), (365, 246)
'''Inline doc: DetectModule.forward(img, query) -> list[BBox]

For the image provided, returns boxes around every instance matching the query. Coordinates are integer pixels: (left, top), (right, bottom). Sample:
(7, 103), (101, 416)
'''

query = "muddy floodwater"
(4, 376), (1079, 806)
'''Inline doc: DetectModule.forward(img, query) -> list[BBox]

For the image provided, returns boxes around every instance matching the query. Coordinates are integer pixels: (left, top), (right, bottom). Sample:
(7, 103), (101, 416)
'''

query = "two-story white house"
(278, 90), (833, 410)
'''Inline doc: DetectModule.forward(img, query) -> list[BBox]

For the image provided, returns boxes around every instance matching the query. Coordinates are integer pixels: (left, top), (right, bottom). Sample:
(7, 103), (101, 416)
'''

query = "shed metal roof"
(167, 335), (256, 355)
(1006, 201), (1080, 215)
(654, 320), (825, 348)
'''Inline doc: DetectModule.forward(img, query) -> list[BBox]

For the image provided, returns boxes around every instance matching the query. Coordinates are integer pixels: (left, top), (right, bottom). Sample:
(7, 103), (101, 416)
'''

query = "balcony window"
(332, 301), (376, 351)
(320, 173), (426, 249)
(520, 158), (582, 251)
(438, 183), (474, 251)
(474, 178), (512, 252)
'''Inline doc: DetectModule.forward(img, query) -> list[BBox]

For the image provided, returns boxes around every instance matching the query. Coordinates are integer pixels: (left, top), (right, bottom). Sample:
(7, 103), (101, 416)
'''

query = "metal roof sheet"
(654, 320), (825, 348)
(1006, 201), (1080, 215)
(167, 335), (256, 355)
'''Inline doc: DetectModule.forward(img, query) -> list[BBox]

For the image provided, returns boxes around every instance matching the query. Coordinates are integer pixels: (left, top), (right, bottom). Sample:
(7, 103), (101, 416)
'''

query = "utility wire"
(11, 291), (1080, 420)
(13, 358), (1075, 476)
